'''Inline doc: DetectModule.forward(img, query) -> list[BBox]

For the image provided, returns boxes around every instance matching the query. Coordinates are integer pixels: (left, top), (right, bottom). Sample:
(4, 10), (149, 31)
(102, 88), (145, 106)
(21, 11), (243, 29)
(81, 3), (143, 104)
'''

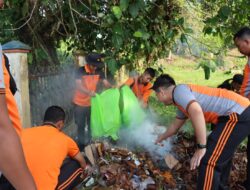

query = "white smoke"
(118, 118), (172, 160)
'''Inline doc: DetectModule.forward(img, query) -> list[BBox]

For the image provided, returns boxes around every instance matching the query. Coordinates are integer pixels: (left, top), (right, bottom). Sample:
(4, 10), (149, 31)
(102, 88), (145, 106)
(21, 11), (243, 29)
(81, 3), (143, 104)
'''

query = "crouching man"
(2, 106), (89, 190)
(153, 74), (250, 190)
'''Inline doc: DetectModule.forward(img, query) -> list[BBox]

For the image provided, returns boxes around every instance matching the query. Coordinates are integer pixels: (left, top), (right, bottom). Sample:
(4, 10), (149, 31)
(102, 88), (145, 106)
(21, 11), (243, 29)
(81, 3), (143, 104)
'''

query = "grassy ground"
(149, 52), (247, 138)
(158, 53), (246, 87)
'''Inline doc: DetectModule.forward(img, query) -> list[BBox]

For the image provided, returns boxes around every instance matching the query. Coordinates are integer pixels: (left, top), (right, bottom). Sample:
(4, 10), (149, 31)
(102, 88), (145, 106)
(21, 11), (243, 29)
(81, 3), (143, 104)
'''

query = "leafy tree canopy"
(198, 0), (250, 47)
(0, 0), (189, 74)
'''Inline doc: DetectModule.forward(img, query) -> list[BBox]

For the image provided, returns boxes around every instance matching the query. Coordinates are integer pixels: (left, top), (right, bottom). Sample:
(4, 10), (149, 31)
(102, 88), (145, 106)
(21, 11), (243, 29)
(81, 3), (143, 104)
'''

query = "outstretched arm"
(188, 102), (207, 170)
(102, 79), (113, 88)
(73, 152), (87, 169)
(0, 94), (36, 190)
(156, 118), (186, 144)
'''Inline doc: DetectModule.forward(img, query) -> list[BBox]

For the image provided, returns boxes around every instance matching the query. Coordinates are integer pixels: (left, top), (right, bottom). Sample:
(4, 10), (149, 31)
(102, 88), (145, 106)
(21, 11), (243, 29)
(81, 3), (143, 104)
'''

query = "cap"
(85, 53), (105, 68)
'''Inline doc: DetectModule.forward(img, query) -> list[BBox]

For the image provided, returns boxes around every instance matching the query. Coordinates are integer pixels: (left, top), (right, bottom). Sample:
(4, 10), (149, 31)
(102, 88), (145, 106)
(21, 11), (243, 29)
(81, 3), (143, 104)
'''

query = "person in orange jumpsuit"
(124, 68), (156, 108)
(73, 53), (111, 149)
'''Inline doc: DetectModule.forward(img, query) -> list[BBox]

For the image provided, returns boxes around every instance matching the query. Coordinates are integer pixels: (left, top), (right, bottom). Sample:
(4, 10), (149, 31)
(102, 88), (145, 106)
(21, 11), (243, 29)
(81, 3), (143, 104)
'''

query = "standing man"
(124, 67), (156, 108)
(73, 53), (111, 149)
(0, 45), (36, 189)
(21, 106), (88, 190)
(153, 74), (250, 189)
(234, 26), (250, 189)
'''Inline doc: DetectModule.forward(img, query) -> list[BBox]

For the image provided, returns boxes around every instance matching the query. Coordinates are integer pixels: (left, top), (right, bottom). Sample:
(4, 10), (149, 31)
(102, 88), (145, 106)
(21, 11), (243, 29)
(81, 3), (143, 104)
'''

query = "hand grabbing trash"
(80, 165), (94, 179)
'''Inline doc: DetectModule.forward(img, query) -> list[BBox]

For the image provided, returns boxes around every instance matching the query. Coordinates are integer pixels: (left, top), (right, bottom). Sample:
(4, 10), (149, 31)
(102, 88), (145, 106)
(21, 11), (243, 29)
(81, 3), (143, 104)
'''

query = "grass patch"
(159, 55), (245, 87)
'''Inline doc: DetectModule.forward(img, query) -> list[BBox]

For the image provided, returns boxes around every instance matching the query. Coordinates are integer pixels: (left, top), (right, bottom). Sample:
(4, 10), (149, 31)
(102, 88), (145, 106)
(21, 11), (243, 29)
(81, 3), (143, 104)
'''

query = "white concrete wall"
(5, 52), (31, 128)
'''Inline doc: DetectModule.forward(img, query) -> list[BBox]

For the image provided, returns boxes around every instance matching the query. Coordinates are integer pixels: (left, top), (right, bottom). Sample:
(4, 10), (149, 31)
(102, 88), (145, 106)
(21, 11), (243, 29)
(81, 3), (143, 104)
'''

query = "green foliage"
(0, 0), (187, 72)
(196, 59), (216, 80)
(133, 31), (143, 38)
(161, 55), (239, 87)
(120, 0), (129, 12)
(112, 6), (122, 19)
(172, 1), (228, 79)
(105, 57), (118, 75)
(199, 0), (250, 46)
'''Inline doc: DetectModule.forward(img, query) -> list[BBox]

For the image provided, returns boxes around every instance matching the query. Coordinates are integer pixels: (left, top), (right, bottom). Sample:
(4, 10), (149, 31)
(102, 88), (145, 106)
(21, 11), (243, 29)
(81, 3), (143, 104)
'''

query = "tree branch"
(78, 0), (91, 11)
(71, 7), (100, 26)
(5, 0), (38, 31)
(27, 23), (55, 65)
(68, 0), (78, 36)
(56, 0), (69, 36)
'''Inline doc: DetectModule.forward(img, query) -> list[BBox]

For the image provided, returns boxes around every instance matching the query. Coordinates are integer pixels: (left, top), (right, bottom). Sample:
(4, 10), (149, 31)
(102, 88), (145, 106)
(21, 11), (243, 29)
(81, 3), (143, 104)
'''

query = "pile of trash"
(81, 143), (176, 190)
(79, 132), (247, 190)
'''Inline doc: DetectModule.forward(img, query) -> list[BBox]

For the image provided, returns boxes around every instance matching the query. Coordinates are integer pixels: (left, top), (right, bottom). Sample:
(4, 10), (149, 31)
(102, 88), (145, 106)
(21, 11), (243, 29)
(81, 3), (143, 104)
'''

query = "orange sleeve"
(240, 64), (250, 98)
(124, 77), (134, 86)
(142, 83), (152, 105)
(142, 90), (152, 105)
(67, 137), (80, 157)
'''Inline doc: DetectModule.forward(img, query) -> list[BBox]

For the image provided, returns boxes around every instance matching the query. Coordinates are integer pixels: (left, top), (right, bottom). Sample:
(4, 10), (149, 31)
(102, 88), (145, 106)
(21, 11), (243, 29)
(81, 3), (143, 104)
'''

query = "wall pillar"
(3, 41), (31, 128)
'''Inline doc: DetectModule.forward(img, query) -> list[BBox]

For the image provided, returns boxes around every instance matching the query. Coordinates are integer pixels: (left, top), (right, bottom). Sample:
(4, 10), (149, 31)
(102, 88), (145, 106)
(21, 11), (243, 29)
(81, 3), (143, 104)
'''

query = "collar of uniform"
(43, 122), (57, 128)
(85, 64), (95, 74)
(137, 76), (149, 87)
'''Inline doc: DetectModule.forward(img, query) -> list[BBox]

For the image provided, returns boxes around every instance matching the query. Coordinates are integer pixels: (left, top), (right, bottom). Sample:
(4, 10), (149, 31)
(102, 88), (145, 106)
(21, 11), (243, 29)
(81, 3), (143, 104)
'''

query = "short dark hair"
(234, 27), (250, 40)
(144, 67), (156, 78)
(218, 74), (243, 90)
(43, 106), (66, 123)
(232, 74), (243, 85)
(151, 74), (176, 91)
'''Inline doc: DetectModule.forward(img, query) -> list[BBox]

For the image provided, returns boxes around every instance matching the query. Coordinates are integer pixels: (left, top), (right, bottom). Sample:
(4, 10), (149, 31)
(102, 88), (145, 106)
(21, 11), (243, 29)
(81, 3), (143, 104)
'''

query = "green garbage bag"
(120, 86), (146, 127)
(90, 94), (105, 138)
(100, 88), (121, 139)
(91, 88), (121, 140)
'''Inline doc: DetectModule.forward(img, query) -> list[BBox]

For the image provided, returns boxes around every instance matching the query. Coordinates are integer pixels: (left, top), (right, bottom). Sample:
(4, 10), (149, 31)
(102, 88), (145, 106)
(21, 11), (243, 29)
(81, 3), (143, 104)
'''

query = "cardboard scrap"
(85, 145), (96, 166)
(164, 153), (179, 169)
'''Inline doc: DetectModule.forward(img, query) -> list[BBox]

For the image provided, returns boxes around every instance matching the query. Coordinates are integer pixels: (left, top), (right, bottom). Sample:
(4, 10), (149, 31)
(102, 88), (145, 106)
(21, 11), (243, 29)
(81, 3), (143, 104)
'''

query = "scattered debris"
(85, 145), (96, 166)
(81, 144), (176, 189)
(84, 177), (95, 187)
(80, 132), (247, 189)
(164, 153), (179, 169)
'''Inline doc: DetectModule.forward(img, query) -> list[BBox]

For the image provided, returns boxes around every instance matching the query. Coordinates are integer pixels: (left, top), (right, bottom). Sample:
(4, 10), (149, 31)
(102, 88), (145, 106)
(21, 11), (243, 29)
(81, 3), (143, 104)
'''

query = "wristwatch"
(196, 143), (207, 149)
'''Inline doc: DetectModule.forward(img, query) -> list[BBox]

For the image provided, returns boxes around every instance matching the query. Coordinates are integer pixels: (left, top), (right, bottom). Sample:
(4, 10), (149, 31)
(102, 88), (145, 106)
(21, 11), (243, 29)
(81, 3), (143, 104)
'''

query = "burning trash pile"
(80, 131), (248, 190)
(81, 143), (176, 190)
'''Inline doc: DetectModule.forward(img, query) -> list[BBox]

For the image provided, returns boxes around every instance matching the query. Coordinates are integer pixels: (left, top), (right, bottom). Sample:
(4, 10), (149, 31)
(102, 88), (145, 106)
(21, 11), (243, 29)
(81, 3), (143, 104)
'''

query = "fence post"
(2, 41), (31, 128)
